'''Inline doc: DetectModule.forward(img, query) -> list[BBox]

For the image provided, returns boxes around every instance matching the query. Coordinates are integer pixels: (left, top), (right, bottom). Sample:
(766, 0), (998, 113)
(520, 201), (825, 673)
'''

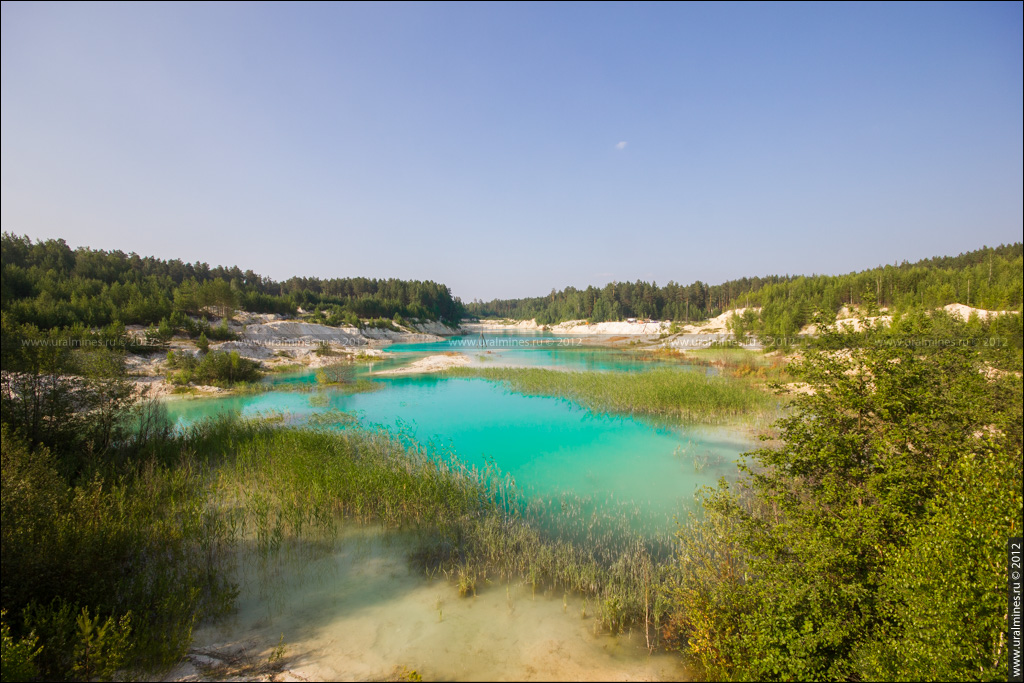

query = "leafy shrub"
(1, 427), (236, 679)
(665, 317), (1023, 681)
(167, 350), (260, 386)
(1, 610), (41, 682)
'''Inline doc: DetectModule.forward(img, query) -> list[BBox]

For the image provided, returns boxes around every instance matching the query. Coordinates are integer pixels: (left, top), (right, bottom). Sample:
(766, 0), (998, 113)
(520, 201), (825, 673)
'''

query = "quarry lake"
(160, 334), (761, 680)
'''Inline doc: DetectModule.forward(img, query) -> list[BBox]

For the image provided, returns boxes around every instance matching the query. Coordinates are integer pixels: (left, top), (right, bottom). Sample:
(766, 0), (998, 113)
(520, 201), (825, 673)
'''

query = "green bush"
(363, 317), (400, 331)
(854, 443), (1021, 681)
(167, 350), (260, 387)
(1, 610), (41, 682)
(1, 425), (238, 678)
(665, 316), (1023, 681)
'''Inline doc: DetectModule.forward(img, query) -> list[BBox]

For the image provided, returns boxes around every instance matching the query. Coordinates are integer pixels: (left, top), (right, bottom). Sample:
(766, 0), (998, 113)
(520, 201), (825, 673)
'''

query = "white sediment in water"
(190, 525), (689, 681)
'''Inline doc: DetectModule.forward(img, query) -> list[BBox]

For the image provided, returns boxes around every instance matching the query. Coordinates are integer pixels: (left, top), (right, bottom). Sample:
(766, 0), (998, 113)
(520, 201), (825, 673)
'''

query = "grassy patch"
(210, 419), (679, 642)
(1, 404), (719, 676)
(444, 366), (780, 424)
(266, 363), (306, 374)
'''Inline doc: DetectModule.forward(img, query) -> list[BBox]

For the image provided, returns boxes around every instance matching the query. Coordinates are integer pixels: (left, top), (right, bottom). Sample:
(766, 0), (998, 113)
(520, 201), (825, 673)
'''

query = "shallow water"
(166, 376), (749, 529)
(172, 337), (753, 680)
(388, 330), (696, 373)
(265, 331), (703, 383)
(195, 526), (690, 681)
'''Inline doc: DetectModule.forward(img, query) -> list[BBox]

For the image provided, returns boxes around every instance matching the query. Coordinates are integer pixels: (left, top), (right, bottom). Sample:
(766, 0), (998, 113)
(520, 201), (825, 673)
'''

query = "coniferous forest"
(466, 243), (1023, 333)
(4, 5), (1021, 681)
(1, 235), (1021, 682)
(1, 233), (466, 331)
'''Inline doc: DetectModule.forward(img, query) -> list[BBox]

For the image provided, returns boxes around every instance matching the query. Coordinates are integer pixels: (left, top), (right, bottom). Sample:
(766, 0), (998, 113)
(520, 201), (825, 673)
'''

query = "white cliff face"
(212, 318), (463, 360)
(242, 320), (367, 345)
(461, 319), (672, 335)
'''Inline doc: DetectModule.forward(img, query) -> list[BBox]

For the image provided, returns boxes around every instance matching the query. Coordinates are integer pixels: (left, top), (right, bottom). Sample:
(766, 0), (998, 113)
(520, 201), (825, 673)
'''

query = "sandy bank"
(462, 319), (671, 335)
(942, 303), (1014, 321)
(463, 309), (765, 336)
(798, 303), (1014, 335)
(374, 353), (471, 375)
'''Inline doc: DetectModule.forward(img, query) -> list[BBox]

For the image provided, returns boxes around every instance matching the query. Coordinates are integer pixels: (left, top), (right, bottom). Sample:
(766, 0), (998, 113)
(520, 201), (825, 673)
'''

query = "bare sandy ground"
(129, 304), (1017, 396)
(463, 319), (671, 335)
(374, 353), (471, 375)
(942, 302), (1013, 321)
(472, 303), (1016, 339)
(465, 309), (761, 336)
(798, 303), (1013, 335)
(125, 317), (458, 396)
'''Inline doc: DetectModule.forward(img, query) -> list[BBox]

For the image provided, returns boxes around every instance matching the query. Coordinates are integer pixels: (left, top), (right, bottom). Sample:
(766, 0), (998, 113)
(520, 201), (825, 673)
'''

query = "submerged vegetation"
(2, 235), (1021, 681)
(0, 407), (679, 679)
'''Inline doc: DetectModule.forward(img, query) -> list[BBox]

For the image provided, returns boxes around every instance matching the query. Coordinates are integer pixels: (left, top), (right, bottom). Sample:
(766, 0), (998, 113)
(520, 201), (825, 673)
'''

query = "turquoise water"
(388, 331), (695, 372)
(177, 336), (720, 679)
(165, 337), (751, 528)
(264, 332), (709, 388)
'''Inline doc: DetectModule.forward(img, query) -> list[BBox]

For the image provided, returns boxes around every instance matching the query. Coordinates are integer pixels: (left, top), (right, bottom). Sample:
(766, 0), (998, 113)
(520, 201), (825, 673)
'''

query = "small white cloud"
(615, 141), (628, 150)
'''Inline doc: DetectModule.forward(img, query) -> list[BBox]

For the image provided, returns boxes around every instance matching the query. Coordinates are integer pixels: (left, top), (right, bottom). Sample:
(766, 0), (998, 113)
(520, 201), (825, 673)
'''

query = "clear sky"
(2, 2), (1021, 301)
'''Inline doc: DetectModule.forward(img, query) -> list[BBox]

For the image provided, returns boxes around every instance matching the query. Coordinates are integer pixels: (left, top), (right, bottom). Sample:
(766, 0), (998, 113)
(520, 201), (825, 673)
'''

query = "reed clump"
(2, 409), (695, 678)
(196, 416), (684, 643)
(444, 366), (779, 424)
(314, 363), (382, 394)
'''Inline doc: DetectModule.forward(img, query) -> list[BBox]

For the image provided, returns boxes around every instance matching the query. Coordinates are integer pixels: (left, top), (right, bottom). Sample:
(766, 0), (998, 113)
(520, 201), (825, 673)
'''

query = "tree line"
(465, 243), (1024, 333)
(666, 310), (1022, 681)
(1, 233), (466, 332)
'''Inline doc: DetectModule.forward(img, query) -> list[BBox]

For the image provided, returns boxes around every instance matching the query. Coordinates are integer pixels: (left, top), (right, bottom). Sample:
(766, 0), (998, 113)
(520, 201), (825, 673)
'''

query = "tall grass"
(685, 347), (790, 381)
(445, 366), (779, 424)
(202, 418), (693, 645)
(1, 425), (237, 679)
(314, 363), (383, 394)
(3, 410), (722, 678)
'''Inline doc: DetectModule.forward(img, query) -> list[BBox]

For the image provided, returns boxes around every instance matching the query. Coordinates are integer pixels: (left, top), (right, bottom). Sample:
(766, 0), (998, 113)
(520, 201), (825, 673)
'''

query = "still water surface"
(170, 336), (752, 680)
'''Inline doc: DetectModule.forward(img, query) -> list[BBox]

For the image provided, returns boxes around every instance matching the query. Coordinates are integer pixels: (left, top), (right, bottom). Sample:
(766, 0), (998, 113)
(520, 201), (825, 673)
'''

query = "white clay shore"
(374, 353), (471, 375)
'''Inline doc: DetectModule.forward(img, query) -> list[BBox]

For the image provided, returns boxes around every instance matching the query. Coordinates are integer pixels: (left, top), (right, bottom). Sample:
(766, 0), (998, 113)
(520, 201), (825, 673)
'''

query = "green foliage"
(208, 421), (673, 640)
(446, 366), (778, 424)
(143, 317), (174, 346)
(163, 312), (237, 341)
(166, 350), (261, 387)
(728, 309), (758, 342)
(313, 363), (382, 394)
(1, 233), (466, 334)
(71, 608), (132, 682)
(467, 243), (1023, 326)
(214, 318), (237, 341)
(852, 443), (1021, 681)
(196, 331), (209, 353)
(0, 324), (138, 477)
(362, 317), (401, 331)
(1, 424), (237, 679)
(314, 363), (352, 384)
(1, 610), (41, 682)
(666, 315), (1023, 680)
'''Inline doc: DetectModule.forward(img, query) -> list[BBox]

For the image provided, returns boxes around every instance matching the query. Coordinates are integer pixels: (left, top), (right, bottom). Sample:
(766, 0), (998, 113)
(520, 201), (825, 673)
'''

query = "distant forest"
(466, 243), (1023, 336)
(0, 234), (466, 331)
(3, 235), (1021, 344)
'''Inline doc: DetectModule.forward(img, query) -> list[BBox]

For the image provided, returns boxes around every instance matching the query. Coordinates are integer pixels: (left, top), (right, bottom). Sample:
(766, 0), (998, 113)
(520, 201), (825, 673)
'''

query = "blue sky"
(2, 2), (1021, 301)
